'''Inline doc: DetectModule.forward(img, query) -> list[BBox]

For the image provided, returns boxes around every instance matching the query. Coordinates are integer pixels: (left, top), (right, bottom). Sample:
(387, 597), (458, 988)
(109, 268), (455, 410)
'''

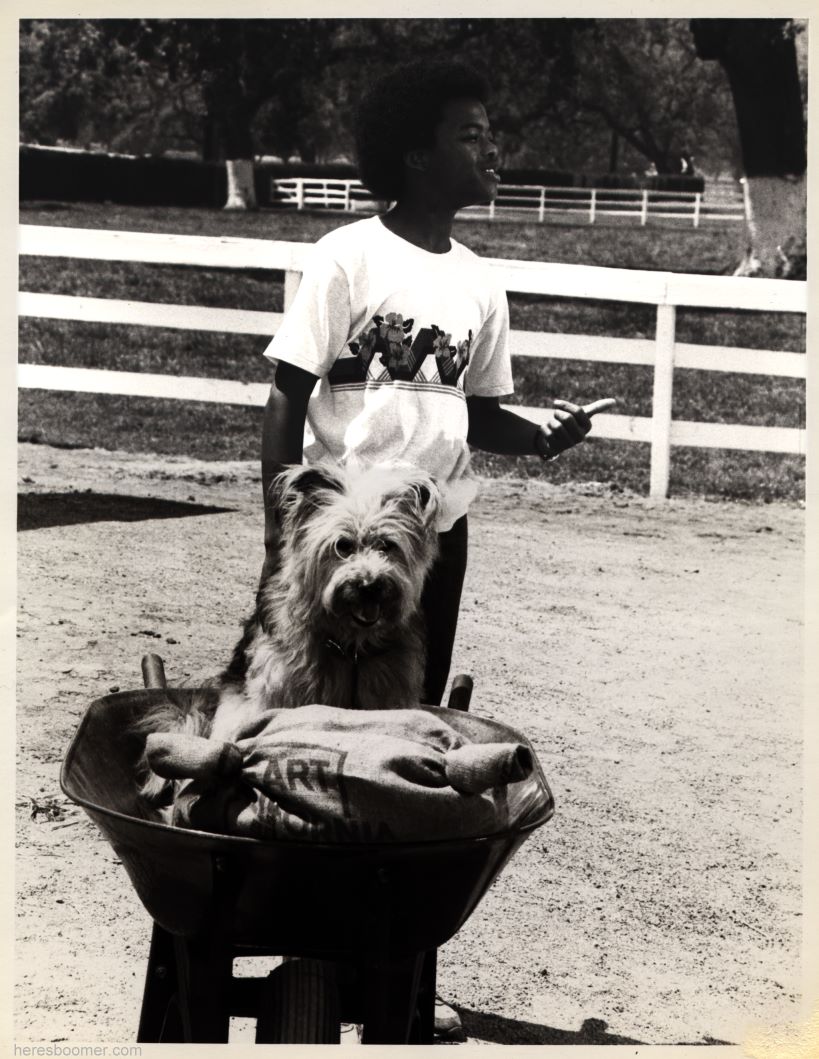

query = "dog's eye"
(372, 538), (396, 554)
(334, 537), (355, 559)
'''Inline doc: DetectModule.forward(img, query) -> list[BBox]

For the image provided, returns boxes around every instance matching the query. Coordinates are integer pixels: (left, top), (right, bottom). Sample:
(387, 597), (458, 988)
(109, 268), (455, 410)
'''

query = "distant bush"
(19, 145), (706, 208)
(584, 172), (705, 194)
(587, 173), (641, 190)
(645, 174), (705, 194)
(495, 167), (578, 187)
(20, 146), (233, 207)
(20, 147), (368, 207)
(261, 161), (359, 181)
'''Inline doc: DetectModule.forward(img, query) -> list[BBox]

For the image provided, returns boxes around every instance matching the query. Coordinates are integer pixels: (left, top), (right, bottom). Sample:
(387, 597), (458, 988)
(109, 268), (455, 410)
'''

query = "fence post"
(489, 199), (495, 220)
(539, 188), (545, 223)
(650, 303), (676, 498)
(589, 188), (597, 225)
(283, 270), (301, 312)
(641, 189), (649, 226)
(295, 179), (304, 211)
(344, 181), (351, 212)
(693, 192), (701, 228)
(740, 177), (752, 223)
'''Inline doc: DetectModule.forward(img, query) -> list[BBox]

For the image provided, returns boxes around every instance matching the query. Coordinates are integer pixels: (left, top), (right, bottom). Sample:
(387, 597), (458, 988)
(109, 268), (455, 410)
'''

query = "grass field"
(18, 202), (806, 501)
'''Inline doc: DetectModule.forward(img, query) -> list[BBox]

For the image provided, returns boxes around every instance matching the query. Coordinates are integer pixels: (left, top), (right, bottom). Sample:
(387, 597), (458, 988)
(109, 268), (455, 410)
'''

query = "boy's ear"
(404, 148), (429, 173)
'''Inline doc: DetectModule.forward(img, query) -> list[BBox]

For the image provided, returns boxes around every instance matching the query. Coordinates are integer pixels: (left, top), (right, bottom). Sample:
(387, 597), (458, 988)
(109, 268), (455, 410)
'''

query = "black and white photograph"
(10, 5), (815, 1052)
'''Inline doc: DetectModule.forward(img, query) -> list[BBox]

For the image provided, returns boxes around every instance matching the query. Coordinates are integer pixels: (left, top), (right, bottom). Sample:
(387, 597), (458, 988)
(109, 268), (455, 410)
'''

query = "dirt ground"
(14, 441), (806, 1047)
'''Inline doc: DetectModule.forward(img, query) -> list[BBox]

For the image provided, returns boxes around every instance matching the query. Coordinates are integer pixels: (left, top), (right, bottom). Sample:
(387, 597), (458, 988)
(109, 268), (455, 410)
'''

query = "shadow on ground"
(459, 1009), (733, 1046)
(18, 491), (234, 531)
(459, 1011), (642, 1045)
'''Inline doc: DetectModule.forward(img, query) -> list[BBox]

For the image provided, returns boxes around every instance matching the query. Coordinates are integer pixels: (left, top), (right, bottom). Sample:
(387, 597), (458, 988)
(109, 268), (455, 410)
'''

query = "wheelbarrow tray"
(61, 688), (554, 958)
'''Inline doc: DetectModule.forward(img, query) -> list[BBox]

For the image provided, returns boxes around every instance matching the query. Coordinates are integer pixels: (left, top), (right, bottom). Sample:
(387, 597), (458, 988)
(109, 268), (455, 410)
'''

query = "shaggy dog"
(137, 461), (441, 801)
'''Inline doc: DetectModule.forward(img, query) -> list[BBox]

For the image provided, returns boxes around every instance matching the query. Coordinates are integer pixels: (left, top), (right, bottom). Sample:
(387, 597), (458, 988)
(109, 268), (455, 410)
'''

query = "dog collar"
(324, 636), (362, 709)
(324, 636), (391, 662)
(324, 636), (359, 663)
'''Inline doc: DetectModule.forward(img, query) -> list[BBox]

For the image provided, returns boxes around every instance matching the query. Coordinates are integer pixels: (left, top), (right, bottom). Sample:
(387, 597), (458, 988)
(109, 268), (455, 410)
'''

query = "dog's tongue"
(351, 600), (381, 627)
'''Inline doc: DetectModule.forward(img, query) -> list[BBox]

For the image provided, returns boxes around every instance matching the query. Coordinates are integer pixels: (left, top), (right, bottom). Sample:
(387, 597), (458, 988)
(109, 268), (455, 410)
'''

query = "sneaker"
(434, 994), (465, 1041)
(339, 1022), (362, 1045)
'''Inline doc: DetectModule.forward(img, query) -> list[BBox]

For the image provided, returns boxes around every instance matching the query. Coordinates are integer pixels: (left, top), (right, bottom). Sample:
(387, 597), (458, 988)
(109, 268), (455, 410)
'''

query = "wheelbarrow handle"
(141, 654), (168, 690)
(447, 674), (473, 713)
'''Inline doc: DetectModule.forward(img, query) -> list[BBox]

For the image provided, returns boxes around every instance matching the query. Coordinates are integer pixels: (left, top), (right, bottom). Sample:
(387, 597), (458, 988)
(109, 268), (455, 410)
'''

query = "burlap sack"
(146, 704), (545, 843)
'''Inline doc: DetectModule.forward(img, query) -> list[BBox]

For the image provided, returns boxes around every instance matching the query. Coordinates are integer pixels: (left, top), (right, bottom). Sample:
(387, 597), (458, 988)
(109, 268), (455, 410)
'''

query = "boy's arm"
(261, 360), (318, 573)
(466, 396), (615, 458)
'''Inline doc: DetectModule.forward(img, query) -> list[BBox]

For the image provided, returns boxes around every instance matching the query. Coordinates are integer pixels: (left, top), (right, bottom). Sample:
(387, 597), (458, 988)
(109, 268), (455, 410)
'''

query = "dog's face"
(271, 464), (440, 639)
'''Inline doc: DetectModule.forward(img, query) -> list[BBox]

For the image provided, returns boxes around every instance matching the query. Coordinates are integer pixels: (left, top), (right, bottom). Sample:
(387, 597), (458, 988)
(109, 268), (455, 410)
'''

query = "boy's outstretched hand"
(537, 397), (617, 458)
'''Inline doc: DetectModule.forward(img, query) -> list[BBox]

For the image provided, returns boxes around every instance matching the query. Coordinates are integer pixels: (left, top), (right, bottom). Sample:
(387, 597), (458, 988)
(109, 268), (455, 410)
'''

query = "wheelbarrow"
(60, 656), (555, 1043)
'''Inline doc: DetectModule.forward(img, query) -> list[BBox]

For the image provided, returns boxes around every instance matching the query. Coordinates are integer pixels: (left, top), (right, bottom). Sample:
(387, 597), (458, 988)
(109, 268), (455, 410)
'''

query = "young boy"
(261, 58), (610, 711)
(260, 58), (613, 1039)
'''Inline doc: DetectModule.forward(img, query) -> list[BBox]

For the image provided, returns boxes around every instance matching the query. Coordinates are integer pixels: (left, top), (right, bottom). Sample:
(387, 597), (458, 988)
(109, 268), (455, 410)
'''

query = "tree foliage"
(563, 20), (739, 174)
(19, 20), (202, 154)
(19, 18), (745, 176)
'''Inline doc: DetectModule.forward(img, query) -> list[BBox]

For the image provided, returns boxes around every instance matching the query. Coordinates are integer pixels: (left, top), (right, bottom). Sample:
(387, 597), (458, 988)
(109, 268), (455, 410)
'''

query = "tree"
(20, 19), (388, 205)
(104, 19), (386, 207)
(19, 20), (202, 154)
(559, 20), (739, 176)
(20, 18), (754, 204)
(691, 18), (807, 278)
(397, 19), (739, 178)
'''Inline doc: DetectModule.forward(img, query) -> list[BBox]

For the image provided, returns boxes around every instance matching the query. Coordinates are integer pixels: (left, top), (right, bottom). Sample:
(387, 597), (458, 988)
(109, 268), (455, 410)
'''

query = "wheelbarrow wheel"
(255, 959), (340, 1043)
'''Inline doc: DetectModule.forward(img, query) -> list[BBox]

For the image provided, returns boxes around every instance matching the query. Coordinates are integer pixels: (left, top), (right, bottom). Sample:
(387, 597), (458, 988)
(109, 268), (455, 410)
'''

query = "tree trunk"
(224, 157), (258, 210)
(608, 131), (619, 174)
(202, 95), (258, 210)
(691, 19), (806, 278)
(735, 174), (806, 278)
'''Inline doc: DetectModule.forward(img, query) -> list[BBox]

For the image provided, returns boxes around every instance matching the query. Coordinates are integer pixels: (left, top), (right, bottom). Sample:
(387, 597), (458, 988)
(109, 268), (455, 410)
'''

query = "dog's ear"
(285, 465), (345, 499)
(270, 464), (345, 525)
(411, 481), (433, 511)
(388, 474), (440, 524)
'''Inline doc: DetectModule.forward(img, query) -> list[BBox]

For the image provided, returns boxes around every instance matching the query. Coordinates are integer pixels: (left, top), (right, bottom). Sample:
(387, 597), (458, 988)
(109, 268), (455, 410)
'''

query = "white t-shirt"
(262, 216), (514, 530)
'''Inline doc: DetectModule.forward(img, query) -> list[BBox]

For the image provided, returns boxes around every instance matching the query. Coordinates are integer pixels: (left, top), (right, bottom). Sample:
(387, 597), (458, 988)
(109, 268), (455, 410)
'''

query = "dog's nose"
(356, 580), (384, 602)
(346, 578), (387, 627)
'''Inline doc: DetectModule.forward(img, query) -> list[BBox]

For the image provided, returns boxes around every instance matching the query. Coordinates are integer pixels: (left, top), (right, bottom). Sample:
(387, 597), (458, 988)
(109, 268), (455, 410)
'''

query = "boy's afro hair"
(354, 58), (491, 202)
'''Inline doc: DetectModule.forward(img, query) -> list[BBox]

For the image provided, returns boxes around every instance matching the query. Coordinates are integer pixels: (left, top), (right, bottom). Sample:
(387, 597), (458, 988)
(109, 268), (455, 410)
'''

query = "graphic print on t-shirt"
(328, 312), (472, 389)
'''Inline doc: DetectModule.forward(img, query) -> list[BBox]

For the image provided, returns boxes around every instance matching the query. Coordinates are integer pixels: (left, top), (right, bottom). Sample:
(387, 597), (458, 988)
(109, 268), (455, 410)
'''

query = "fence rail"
(272, 177), (748, 228)
(18, 225), (806, 498)
(272, 177), (380, 214)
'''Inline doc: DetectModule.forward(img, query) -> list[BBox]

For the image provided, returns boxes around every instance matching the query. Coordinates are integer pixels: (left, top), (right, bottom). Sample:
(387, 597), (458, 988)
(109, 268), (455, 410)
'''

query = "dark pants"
(420, 515), (468, 707)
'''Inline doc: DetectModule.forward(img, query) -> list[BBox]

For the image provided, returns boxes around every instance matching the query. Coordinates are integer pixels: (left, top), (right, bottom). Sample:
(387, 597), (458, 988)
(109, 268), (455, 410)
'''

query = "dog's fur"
(136, 462), (440, 801)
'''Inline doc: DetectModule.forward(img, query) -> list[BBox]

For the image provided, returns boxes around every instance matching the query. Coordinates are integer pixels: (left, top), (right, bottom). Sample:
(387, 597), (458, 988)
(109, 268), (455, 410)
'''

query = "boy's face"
(420, 98), (500, 209)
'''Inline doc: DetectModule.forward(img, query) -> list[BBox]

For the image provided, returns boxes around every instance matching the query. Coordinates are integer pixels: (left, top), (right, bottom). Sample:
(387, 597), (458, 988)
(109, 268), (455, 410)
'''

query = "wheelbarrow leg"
(360, 952), (426, 1044)
(356, 864), (426, 1044)
(173, 854), (242, 1042)
(173, 933), (233, 1042)
(412, 948), (438, 1044)
(137, 922), (183, 1042)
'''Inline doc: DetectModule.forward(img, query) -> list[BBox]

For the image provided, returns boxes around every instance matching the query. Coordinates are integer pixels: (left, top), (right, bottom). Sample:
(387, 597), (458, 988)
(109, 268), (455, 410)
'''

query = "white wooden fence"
(18, 225), (806, 498)
(273, 177), (748, 228)
(273, 177), (381, 214)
